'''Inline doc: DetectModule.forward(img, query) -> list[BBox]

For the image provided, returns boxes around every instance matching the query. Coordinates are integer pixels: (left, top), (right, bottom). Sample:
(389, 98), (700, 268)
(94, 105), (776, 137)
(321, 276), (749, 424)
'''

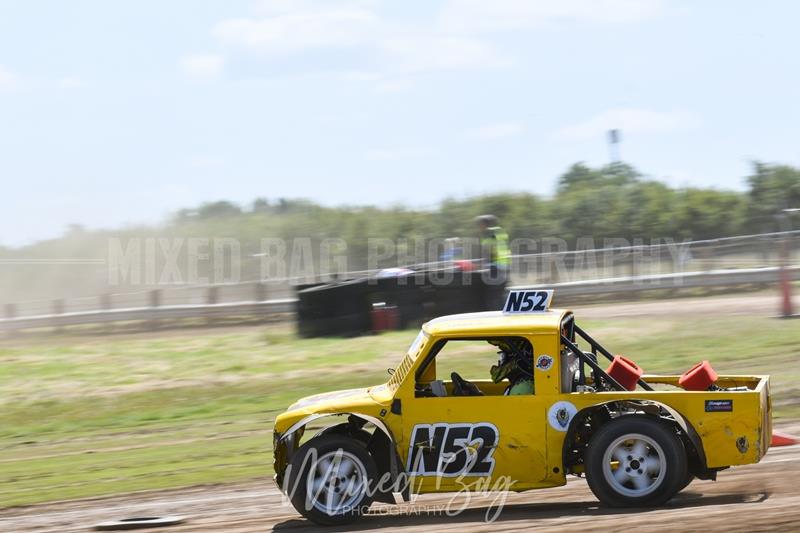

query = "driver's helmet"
(489, 338), (533, 383)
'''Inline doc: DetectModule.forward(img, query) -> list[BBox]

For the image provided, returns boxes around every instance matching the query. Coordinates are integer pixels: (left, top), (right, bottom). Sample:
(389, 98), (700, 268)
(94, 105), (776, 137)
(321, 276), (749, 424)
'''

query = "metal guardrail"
(510, 266), (800, 295)
(0, 267), (796, 333)
(0, 299), (297, 332)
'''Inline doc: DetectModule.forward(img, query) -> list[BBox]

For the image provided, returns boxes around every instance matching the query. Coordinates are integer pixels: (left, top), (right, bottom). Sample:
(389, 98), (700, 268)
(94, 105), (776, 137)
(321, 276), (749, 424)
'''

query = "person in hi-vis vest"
(475, 214), (511, 307)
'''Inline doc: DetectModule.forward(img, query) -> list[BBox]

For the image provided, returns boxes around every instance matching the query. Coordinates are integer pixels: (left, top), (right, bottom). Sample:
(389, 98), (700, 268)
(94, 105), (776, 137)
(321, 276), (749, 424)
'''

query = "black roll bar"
(572, 324), (653, 391)
(561, 334), (627, 392)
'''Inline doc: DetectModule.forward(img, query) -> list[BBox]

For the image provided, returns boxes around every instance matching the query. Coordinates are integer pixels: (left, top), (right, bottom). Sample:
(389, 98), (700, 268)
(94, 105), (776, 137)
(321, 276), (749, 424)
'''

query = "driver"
(489, 339), (534, 395)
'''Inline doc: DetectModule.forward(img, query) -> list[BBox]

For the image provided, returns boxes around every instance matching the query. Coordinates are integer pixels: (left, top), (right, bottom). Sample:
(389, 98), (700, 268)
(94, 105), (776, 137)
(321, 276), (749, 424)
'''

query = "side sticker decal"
(547, 401), (578, 432)
(406, 422), (499, 477)
(536, 354), (554, 371)
(705, 399), (733, 412)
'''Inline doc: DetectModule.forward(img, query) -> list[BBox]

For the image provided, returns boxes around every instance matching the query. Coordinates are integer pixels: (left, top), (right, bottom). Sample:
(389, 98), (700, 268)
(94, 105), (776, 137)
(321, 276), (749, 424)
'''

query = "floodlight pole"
(608, 129), (621, 164)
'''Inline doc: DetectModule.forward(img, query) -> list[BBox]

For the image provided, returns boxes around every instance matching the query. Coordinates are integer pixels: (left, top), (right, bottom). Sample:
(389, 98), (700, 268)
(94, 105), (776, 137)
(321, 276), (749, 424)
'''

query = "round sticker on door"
(535, 354), (553, 371)
(547, 401), (578, 432)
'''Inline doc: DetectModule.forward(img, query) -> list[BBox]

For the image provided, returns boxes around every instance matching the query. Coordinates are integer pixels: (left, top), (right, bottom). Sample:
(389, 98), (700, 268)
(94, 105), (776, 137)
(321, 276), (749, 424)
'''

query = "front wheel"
(285, 434), (377, 525)
(585, 416), (687, 507)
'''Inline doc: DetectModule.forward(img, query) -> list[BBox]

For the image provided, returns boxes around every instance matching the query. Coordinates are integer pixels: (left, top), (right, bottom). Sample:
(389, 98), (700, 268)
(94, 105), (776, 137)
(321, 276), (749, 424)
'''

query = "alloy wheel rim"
(601, 432), (667, 498)
(306, 450), (368, 515)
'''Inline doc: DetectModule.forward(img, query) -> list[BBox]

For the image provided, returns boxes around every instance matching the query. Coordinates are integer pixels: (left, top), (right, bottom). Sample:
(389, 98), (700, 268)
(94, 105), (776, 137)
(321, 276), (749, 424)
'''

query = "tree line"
(1, 161), (798, 303)
(173, 160), (800, 244)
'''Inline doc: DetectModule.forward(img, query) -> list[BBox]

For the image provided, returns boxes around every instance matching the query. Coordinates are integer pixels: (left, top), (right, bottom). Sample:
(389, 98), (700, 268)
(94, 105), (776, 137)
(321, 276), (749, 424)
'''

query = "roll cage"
(559, 314), (653, 392)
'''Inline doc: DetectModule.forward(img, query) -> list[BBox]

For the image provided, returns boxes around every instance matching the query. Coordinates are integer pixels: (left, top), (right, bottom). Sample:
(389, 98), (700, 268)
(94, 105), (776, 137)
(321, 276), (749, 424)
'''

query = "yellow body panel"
(422, 309), (568, 337)
(273, 309), (771, 494)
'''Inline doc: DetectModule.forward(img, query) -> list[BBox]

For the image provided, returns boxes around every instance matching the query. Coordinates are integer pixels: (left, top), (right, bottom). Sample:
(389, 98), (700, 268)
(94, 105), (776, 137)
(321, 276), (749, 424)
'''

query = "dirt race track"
(2, 439), (798, 533)
(2, 292), (797, 533)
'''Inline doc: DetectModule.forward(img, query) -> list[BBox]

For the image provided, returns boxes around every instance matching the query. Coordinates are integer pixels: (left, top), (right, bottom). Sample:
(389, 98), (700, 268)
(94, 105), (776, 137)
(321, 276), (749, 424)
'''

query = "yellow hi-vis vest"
(481, 226), (511, 267)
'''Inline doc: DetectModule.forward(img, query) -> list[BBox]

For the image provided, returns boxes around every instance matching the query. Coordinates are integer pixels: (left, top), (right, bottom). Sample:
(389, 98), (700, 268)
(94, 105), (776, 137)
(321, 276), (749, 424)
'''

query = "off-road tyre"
(285, 434), (377, 526)
(585, 415), (688, 507)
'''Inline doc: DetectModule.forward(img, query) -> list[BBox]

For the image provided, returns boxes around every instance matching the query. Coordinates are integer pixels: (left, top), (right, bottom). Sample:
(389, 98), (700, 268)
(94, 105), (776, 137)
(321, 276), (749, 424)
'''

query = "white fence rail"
(1, 266), (796, 333)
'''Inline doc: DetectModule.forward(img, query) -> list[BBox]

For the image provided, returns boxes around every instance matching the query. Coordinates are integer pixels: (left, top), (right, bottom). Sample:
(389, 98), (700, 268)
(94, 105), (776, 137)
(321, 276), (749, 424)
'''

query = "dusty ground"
(575, 292), (782, 319)
(2, 439), (798, 533)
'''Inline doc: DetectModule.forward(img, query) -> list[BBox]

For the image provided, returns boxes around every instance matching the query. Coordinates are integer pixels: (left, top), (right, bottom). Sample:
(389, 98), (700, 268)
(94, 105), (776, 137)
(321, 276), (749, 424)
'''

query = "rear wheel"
(285, 434), (377, 525)
(585, 416), (687, 507)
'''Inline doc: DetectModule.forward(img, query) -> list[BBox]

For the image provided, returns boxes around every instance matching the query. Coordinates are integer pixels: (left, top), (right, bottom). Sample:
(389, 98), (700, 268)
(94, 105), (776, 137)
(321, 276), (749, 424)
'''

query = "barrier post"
(779, 237), (794, 317)
(148, 289), (161, 330)
(206, 286), (218, 326)
(52, 298), (65, 334)
(4, 303), (16, 337)
(254, 282), (267, 302)
(100, 293), (112, 333)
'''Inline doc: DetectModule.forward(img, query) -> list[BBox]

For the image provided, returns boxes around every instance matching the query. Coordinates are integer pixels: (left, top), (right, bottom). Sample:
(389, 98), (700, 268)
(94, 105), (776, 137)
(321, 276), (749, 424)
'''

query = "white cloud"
(212, 1), (508, 85)
(254, 0), (316, 16)
(339, 34), (506, 91)
(254, 0), (377, 16)
(180, 54), (225, 80)
(0, 66), (19, 90)
(555, 108), (700, 141)
(467, 122), (524, 140)
(365, 147), (434, 161)
(213, 5), (379, 53)
(439, 0), (664, 33)
(381, 35), (508, 73)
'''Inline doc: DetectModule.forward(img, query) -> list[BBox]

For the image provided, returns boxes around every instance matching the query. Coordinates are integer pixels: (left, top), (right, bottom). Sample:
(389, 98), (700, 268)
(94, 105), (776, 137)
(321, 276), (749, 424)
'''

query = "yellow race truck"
(273, 290), (771, 525)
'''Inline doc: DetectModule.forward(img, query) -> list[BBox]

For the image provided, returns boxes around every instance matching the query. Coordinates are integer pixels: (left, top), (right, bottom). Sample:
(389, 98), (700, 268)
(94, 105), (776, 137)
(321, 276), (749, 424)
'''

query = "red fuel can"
(678, 360), (718, 391)
(606, 355), (643, 391)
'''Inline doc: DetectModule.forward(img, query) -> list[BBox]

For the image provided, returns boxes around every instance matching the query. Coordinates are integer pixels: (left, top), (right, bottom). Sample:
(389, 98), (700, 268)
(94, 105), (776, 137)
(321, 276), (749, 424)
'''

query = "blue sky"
(0, 0), (798, 246)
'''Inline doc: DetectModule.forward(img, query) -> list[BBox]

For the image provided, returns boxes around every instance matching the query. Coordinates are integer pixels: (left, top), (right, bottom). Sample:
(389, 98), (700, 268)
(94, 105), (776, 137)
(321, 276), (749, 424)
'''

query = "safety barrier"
(0, 266), (796, 333)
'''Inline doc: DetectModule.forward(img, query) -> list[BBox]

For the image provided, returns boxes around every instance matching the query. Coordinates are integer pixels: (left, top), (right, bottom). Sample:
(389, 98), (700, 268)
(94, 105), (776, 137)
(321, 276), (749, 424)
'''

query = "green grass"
(1, 313), (799, 508)
(0, 326), (405, 507)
